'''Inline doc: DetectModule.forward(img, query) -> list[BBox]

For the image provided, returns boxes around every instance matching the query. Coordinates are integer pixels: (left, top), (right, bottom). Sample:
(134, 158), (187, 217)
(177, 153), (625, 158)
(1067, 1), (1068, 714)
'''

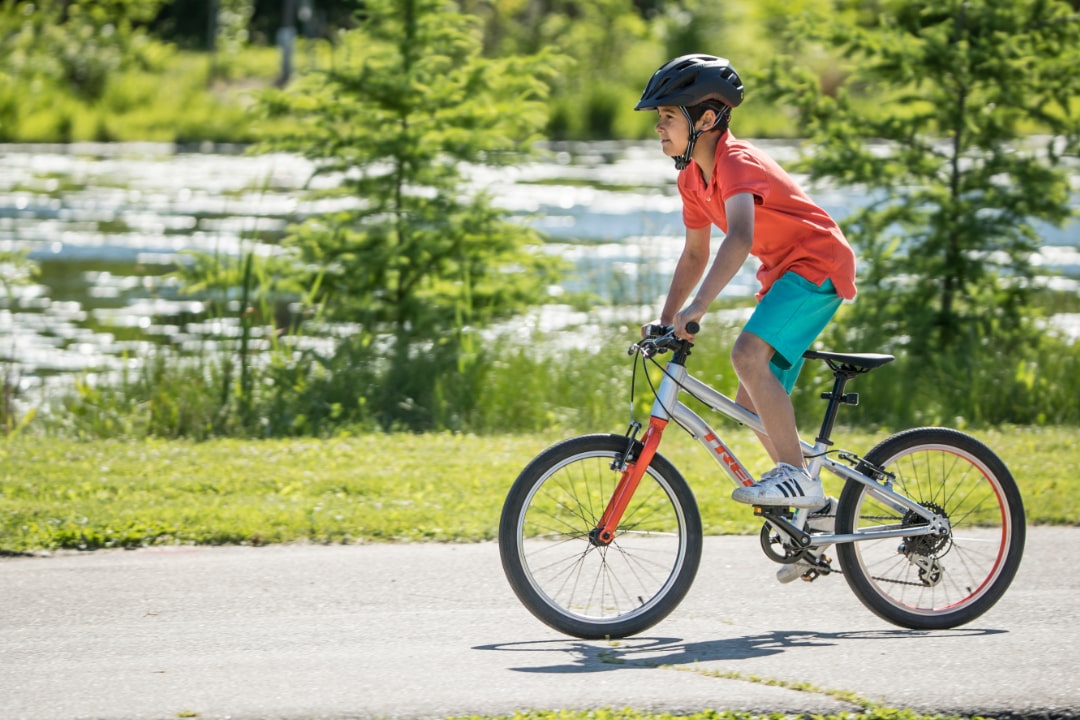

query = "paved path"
(2, 527), (1078, 720)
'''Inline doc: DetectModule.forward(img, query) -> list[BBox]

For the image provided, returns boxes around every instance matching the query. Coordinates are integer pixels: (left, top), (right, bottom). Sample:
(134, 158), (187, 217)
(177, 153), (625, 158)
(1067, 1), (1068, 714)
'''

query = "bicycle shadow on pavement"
(473, 627), (1006, 674)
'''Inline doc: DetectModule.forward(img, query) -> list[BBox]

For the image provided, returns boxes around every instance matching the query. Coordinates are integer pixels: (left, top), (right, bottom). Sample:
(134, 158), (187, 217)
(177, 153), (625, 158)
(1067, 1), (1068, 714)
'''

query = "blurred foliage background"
(0, 0), (908, 143)
(2, 0), (1079, 439)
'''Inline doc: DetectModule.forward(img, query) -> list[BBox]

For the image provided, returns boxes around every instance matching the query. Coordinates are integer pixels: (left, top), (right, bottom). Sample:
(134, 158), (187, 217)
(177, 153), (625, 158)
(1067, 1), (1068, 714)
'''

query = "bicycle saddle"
(803, 350), (895, 371)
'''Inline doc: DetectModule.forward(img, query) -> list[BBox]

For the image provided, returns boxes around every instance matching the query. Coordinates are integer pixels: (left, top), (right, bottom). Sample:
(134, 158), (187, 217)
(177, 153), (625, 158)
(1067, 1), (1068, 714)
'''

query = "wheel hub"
(588, 526), (616, 547)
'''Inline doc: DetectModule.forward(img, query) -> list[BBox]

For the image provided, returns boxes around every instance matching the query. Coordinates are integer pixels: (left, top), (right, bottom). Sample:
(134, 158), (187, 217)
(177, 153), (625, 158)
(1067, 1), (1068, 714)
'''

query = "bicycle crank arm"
(755, 507), (812, 549)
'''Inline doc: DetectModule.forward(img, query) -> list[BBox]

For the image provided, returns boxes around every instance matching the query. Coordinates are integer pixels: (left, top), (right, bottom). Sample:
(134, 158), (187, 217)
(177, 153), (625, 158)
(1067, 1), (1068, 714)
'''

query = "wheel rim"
(514, 450), (690, 626)
(850, 443), (1014, 616)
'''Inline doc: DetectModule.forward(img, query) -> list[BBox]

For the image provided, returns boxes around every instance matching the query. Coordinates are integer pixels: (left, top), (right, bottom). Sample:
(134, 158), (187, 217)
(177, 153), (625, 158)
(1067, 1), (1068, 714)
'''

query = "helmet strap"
(673, 106), (730, 170)
(674, 106), (698, 170)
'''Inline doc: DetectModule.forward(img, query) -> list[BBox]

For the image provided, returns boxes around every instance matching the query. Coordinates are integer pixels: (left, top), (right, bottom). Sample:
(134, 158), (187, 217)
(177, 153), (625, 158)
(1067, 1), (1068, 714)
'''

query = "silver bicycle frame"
(649, 361), (950, 545)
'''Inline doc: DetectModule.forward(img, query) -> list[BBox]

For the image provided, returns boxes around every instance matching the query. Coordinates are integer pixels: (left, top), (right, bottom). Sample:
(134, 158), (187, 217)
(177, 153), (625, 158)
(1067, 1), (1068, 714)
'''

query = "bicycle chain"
(871, 575), (934, 587)
(805, 560), (937, 587)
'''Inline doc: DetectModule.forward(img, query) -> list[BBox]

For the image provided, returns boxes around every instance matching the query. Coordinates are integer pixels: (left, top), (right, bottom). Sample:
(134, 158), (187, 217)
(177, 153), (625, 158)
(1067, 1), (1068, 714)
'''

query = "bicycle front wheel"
(499, 433), (702, 639)
(836, 427), (1025, 630)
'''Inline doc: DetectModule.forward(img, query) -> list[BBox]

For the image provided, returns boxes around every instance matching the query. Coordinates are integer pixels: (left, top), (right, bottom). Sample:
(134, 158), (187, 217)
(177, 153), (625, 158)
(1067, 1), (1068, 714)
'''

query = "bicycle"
(498, 324), (1026, 639)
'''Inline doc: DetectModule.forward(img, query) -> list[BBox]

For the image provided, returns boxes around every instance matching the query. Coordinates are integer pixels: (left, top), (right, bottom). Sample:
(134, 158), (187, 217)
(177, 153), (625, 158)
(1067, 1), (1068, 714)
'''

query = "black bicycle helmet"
(636, 54), (745, 169)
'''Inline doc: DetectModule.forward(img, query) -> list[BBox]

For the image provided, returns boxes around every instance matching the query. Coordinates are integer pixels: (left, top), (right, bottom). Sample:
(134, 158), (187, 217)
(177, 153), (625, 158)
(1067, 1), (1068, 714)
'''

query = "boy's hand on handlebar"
(674, 308), (704, 340)
(631, 320), (699, 357)
(639, 318), (701, 342)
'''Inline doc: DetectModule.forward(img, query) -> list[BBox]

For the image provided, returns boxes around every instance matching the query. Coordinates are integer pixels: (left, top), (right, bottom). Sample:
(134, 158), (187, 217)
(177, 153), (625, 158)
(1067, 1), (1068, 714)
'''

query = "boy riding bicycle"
(636, 54), (857, 516)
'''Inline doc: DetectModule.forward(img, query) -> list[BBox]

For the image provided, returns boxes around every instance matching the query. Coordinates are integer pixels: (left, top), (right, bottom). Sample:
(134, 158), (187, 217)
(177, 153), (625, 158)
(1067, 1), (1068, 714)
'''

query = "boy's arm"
(658, 225), (712, 326)
(674, 192), (755, 337)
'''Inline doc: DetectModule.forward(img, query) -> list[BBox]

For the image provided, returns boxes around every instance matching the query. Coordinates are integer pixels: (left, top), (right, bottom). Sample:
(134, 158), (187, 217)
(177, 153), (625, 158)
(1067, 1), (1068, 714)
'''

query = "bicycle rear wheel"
(499, 433), (702, 639)
(836, 427), (1025, 629)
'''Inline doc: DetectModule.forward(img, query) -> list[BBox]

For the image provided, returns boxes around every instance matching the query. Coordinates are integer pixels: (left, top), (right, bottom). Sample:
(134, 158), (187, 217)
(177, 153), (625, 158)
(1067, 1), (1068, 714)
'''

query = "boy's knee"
(731, 334), (772, 374)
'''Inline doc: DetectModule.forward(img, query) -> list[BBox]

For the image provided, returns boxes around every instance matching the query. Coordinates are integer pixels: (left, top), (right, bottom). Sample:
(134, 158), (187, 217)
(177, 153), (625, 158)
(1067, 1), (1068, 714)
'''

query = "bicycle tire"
(499, 433), (702, 639)
(835, 427), (1025, 630)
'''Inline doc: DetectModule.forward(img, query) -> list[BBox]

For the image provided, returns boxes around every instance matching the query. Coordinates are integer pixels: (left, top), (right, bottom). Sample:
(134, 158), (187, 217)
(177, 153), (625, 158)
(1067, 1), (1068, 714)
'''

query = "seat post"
(815, 367), (856, 446)
(803, 350), (892, 447)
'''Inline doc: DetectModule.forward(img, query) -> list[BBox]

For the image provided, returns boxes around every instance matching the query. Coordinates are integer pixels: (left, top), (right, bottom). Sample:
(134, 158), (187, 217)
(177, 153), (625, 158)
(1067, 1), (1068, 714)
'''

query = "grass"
(1, 425), (1075, 553)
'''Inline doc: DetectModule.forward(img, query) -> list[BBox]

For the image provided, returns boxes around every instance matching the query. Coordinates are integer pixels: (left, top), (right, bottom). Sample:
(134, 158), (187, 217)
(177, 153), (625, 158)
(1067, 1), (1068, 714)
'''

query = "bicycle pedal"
(753, 505), (793, 518)
(800, 555), (834, 583)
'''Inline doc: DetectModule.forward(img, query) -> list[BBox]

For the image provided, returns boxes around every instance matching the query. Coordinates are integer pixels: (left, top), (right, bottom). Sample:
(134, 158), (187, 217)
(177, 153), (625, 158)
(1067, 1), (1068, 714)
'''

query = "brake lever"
(628, 339), (659, 357)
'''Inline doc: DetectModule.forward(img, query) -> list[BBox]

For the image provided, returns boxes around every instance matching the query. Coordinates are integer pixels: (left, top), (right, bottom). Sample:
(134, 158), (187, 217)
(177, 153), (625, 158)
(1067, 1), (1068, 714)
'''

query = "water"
(2, 141), (1078, 402)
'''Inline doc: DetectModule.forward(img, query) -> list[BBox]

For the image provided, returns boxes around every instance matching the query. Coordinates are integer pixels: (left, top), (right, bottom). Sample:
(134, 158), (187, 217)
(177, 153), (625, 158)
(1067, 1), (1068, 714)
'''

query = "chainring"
(759, 521), (805, 564)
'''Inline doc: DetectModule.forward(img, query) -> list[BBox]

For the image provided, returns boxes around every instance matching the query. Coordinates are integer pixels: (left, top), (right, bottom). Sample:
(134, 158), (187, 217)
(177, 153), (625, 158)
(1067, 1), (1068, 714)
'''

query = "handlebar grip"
(685, 321), (700, 335)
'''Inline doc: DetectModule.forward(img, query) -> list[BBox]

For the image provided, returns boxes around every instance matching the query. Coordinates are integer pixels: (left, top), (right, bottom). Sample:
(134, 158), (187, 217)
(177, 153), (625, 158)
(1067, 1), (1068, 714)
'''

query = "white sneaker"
(732, 463), (825, 509)
(776, 497), (837, 584)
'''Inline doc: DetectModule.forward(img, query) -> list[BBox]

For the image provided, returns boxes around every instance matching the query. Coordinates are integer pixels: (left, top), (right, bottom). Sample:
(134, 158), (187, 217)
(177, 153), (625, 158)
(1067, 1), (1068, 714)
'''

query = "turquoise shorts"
(743, 271), (843, 393)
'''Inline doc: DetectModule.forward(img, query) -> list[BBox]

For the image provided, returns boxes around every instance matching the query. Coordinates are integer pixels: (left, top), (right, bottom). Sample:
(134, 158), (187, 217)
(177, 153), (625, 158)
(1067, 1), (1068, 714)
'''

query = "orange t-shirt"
(678, 131), (857, 301)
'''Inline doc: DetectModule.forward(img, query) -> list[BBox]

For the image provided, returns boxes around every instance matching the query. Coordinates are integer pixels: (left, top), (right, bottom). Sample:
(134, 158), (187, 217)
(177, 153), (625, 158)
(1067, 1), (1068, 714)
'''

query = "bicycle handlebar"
(631, 322), (700, 358)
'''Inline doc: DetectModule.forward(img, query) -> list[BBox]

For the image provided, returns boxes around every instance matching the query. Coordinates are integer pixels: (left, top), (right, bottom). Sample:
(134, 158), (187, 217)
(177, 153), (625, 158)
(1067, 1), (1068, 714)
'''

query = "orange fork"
(589, 416), (669, 546)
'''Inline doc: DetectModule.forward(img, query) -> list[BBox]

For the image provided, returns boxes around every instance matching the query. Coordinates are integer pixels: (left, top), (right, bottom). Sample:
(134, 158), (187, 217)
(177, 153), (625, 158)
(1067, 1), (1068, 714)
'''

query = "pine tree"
(255, 0), (566, 428)
(763, 0), (1080, 356)
(258, 0), (563, 338)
